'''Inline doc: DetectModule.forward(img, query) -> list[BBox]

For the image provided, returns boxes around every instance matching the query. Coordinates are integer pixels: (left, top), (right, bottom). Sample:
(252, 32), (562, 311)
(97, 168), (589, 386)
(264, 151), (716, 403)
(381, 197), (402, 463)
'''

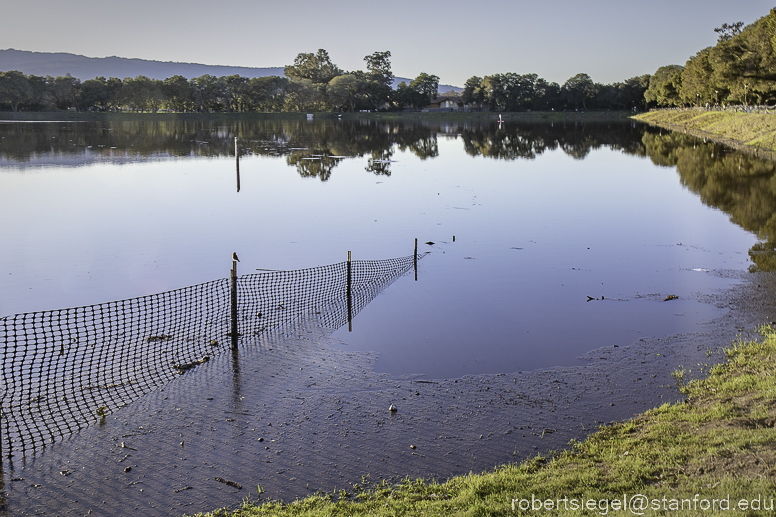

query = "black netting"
(0, 254), (422, 456)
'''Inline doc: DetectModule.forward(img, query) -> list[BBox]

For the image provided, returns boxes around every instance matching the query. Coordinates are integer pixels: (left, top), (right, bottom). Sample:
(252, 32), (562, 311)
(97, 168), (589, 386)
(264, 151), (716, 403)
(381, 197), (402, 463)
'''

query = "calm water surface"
(1, 118), (772, 378)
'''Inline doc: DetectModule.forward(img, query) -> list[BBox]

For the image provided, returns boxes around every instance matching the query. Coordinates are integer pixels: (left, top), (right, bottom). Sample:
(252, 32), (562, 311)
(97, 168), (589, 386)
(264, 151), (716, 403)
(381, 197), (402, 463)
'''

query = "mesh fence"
(0, 254), (421, 457)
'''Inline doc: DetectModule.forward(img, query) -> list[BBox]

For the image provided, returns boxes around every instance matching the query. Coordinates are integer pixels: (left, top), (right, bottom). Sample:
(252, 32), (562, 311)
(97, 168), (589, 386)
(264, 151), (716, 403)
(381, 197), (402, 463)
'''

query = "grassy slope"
(634, 110), (776, 153)
(195, 328), (776, 517)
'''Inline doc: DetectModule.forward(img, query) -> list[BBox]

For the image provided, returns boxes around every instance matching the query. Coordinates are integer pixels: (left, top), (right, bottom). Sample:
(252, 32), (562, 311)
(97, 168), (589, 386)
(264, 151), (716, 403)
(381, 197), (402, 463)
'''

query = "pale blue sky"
(1, 0), (772, 86)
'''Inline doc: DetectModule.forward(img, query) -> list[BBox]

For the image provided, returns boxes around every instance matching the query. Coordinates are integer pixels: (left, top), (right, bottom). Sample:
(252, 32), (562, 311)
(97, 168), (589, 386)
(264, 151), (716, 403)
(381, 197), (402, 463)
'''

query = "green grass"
(192, 327), (776, 516)
(634, 110), (776, 153)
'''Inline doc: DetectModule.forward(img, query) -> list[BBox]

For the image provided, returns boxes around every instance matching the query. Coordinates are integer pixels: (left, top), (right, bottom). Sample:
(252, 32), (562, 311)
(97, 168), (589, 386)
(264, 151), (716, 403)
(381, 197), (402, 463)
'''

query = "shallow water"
(0, 118), (769, 378)
(3, 117), (776, 515)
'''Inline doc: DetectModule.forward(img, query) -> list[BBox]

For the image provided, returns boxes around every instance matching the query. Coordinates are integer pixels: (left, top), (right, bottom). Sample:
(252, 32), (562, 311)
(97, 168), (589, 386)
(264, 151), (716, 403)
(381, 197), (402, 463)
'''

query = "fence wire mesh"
(1, 254), (420, 457)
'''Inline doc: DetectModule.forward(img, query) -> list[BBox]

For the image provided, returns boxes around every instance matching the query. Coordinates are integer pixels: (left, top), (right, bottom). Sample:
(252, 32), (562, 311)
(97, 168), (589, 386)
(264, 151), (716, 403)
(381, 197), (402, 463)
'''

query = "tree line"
(0, 48), (652, 113)
(460, 73), (649, 112)
(0, 50), (435, 113)
(645, 8), (776, 107)
(2, 6), (773, 115)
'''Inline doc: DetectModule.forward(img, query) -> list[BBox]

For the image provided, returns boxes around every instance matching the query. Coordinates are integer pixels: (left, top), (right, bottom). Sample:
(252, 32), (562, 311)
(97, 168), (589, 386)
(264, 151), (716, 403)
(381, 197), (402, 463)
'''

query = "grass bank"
(194, 327), (776, 516)
(634, 110), (776, 155)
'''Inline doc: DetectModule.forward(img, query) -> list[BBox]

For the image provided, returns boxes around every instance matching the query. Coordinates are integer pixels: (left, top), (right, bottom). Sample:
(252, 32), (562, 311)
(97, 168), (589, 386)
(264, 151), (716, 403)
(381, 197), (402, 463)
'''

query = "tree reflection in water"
(1, 118), (774, 267)
(642, 131), (776, 271)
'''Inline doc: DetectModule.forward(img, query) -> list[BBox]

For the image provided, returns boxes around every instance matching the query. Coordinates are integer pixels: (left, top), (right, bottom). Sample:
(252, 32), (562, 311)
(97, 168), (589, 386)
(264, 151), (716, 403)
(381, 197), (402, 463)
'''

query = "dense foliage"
(646, 8), (776, 107)
(0, 49), (649, 113)
(2, 6), (773, 114)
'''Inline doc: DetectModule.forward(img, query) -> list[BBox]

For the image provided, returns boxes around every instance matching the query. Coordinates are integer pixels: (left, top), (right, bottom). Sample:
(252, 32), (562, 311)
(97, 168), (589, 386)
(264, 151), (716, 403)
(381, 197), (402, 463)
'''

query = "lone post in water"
(230, 255), (238, 350)
(347, 251), (353, 332)
(414, 238), (418, 281)
(235, 137), (240, 193)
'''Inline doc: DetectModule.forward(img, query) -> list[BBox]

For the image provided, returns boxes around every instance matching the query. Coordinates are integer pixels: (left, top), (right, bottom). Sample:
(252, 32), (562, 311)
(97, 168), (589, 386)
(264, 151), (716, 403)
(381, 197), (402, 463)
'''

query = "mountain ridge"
(0, 49), (461, 92)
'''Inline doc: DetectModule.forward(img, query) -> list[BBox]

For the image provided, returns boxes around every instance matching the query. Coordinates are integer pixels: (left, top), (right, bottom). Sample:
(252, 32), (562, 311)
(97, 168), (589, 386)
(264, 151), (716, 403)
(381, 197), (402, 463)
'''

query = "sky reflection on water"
(0, 119), (765, 377)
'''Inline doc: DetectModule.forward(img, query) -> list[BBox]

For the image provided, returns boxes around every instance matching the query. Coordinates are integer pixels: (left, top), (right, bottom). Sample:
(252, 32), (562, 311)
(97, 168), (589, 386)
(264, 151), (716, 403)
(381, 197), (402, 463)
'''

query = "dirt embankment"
(634, 109), (776, 159)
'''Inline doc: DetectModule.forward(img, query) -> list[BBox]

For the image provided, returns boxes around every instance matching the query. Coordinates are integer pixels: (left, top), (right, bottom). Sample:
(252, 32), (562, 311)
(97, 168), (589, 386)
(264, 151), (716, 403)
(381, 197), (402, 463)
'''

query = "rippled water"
(1, 117), (773, 378)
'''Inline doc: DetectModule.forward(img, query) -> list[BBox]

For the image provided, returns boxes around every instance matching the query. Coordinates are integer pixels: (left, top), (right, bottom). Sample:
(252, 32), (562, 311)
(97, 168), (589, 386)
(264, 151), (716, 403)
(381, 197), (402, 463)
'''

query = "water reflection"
(0, 119), (646, 173)
(2, 118), (774, 271)
(642, 131), (776, 270)
(1, 117), (775, 376)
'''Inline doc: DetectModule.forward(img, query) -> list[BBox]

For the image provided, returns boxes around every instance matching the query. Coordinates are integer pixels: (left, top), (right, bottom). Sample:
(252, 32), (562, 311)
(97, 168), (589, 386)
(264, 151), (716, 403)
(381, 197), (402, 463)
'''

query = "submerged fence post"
(235, 136), (241, 193)
(347, 251), (352, 332)
(414, 238), (418, 282)
(231, 259), (238, 350)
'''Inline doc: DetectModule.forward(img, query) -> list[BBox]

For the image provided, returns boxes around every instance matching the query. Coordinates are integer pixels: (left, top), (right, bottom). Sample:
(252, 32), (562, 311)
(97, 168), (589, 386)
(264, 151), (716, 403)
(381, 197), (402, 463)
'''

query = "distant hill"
(0, 49), (284, 80)
(0, 49), (461, 91)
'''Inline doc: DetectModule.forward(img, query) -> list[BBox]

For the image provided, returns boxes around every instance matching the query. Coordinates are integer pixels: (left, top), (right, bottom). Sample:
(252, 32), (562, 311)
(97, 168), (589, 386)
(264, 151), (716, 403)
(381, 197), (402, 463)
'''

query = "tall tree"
(247, 76), (289, 112)
(224, 75), (251, 111)
(49, 74), (81, 110)
(0, 70), (32, 111)
(714, 22), (744, 42)
(79, 77), (111, 111)
(409, 73), (439, 102)
(562, 73), (595, 110)
(327, 74), (363, 112)
(360, 51), (394, 109)
(393, 81), (426, 109)
(680, 48), (715, 105)
(461, 76), (485, 108)
(284, 49), (342, 84)
(162, 75), (192, 112)
(644, 65), (684, 107)
(190, 75), (227, 111)
(364, 51), (394, 86)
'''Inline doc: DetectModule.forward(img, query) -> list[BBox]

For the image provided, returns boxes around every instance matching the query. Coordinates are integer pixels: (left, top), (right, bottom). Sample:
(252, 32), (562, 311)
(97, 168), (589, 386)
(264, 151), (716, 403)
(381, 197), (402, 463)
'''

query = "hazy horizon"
(0, 0), (773, 87)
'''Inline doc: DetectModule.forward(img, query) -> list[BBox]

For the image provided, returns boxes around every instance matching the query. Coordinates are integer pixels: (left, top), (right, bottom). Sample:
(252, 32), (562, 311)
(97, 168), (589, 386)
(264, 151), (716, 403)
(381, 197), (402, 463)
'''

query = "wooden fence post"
(231, 259), (238, 350)
(347, 251), (352, 332)
(414, 238), (418, 281)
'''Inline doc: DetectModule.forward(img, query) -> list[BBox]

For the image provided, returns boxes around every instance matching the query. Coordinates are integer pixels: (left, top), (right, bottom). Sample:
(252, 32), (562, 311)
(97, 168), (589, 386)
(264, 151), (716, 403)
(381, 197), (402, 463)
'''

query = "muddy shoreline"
(2, 269), (774, 516)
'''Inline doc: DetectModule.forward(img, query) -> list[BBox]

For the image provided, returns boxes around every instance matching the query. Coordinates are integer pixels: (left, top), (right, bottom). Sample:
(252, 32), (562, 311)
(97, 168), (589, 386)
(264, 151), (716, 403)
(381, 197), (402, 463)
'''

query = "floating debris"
(663, 295), (679, 301)
(214, 477), (242, 489)
(146, 335), (172, 343)
(172, 356), (210, 374)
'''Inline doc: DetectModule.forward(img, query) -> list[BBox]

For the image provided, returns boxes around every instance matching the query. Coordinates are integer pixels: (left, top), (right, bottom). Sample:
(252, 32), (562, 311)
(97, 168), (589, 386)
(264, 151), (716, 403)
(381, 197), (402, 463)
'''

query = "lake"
(2, 116), (776, 515)
(0, 117), (766, 378)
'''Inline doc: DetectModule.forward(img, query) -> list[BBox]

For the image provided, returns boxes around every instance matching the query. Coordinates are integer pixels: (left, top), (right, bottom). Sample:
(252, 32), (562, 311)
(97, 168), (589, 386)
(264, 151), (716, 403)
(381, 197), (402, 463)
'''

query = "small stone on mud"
(124, 466), (132, 472)
(258, 437), (264, 442)
(410, 444), (416, 449)
(389, 404), (397, 412)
